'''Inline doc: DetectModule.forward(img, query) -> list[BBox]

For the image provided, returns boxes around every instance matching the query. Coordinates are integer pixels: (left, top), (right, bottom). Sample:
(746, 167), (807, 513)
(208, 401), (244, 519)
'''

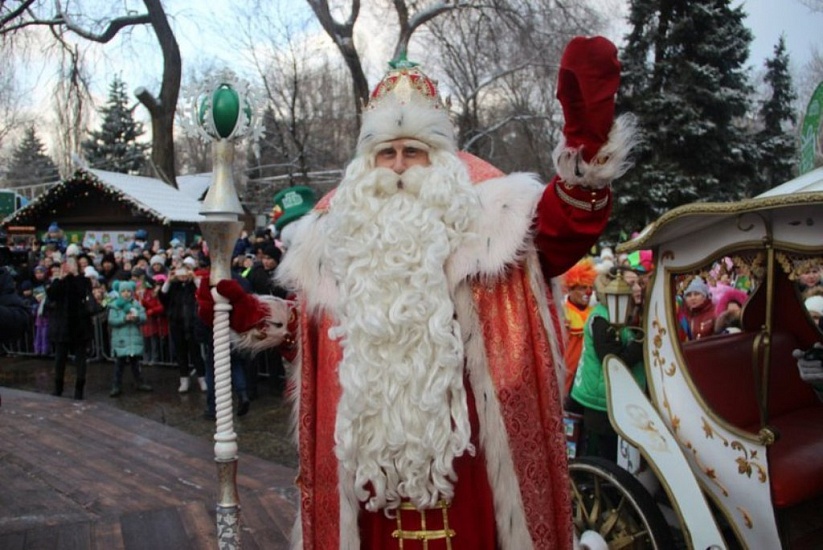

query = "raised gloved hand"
(557, 36), (620, 162)
(216, 279), (268, 334)
(553, 36), (636, 188)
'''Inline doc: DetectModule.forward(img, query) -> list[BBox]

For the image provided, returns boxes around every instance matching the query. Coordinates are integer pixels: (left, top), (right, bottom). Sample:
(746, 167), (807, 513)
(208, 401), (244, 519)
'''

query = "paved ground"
(0, 353), (298, 469)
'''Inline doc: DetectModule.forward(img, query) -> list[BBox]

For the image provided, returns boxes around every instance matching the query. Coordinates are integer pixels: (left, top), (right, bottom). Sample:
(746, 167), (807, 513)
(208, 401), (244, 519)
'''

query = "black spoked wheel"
(569, 456), (675, 550)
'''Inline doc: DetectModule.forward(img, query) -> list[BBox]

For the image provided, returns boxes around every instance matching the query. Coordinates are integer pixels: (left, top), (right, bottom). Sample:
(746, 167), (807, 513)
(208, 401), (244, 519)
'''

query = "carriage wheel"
(570, 456), (675, 549)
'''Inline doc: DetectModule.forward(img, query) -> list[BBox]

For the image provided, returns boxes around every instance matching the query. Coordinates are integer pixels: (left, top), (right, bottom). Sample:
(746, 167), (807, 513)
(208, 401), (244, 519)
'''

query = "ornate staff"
(185, 75), (262, 549)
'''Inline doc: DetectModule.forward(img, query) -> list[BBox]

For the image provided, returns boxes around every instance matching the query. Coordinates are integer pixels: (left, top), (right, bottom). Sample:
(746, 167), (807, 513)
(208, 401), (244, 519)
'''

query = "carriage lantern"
(603, 269), (635, 327)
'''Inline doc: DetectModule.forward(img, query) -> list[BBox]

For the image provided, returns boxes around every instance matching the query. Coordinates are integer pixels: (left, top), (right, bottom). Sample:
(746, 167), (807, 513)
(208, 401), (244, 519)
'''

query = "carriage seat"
(683, 330), (823, 508)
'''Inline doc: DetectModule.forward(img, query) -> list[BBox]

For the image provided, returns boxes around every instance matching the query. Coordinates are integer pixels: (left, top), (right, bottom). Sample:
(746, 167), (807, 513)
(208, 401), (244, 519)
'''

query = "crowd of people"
(674, 256), (823, 341)
(1, 220), (293, 414)
(558, 248), (823, 463)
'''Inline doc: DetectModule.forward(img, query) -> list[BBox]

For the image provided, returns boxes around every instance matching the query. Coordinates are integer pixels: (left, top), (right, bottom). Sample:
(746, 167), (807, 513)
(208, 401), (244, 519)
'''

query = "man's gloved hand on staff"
(194, 275), (270, 334)
(214, 278), (270, 334)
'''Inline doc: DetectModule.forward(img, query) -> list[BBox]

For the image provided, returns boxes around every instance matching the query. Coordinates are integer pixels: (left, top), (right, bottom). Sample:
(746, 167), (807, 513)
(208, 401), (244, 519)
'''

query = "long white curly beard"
(325, 151), (480, 513)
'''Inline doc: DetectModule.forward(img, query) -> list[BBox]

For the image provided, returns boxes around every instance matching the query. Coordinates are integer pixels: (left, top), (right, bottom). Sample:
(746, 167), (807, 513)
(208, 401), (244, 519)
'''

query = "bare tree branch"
(393, 1), (469, 60)
(0, 0), (38, 30)
(57, 11), (151, 43)
(306, 0), (369, 117)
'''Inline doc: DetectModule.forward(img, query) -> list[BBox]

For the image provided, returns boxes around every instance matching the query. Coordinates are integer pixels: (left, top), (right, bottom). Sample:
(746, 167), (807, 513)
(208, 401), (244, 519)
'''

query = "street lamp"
(185, 74), (261, 550)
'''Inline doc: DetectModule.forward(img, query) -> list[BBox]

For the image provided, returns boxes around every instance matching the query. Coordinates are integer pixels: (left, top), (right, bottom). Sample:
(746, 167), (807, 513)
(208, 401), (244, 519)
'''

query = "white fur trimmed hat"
(357, 58), (455, 157)
(805, 295), (823, 316)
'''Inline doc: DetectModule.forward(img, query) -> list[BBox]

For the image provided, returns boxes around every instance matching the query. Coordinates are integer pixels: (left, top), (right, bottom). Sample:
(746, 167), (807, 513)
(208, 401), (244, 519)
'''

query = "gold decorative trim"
(650, 305), (769, 488)
(617, 191), (823, 253)
(556, 183), (609, 212)
(393, 500), (456, 549)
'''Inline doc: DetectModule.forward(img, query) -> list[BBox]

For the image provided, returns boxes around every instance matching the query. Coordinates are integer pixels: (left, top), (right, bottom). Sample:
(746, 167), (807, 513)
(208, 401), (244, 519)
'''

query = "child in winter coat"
(32, 266), (51, 356)
(139, 274), (169, 365)
(108, 280), (152, 396)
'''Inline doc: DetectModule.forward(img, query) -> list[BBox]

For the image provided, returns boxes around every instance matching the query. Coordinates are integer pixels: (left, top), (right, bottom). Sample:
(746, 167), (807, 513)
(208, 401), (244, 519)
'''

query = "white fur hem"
(576, 530), (608, 550)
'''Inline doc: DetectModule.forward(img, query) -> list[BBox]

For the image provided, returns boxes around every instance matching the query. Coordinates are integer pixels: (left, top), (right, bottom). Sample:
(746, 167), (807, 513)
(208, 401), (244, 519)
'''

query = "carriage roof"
(618, 167), (823, 253)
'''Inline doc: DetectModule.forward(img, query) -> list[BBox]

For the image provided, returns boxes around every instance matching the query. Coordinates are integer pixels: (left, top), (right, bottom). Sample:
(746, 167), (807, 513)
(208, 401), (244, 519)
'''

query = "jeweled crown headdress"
(357, 55), (455, 156)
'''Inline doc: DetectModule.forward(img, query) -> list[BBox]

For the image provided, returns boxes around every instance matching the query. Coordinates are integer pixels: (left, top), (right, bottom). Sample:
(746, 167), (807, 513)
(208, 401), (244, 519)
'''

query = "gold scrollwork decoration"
(737, 507), (754, 529)
(774, 251), (819, 282)
(730, 440), (768, 483)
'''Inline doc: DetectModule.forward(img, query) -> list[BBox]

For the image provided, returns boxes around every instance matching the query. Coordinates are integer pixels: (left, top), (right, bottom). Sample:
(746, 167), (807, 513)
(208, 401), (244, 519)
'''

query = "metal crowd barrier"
(2, 313), (282, 381)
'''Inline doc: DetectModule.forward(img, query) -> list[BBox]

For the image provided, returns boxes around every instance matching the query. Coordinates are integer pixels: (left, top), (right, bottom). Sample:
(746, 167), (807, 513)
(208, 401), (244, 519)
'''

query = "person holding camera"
(159, 264), (205, 393)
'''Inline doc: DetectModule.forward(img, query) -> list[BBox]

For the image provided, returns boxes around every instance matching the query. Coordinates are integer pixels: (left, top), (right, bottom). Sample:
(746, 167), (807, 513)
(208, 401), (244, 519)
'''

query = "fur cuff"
(575, 530), (608, 550)
(553, 113), (638, 189)
(232, 296), (293, 355)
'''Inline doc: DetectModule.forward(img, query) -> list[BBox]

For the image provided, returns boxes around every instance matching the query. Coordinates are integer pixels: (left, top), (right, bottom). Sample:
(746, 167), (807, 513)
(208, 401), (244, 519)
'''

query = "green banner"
(800, 81), (823, 175)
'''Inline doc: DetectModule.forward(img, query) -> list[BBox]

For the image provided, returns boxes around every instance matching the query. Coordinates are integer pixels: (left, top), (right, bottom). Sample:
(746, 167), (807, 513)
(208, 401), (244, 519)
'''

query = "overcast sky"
(741, 0), (822, 69)
(9, 0), (823, 154)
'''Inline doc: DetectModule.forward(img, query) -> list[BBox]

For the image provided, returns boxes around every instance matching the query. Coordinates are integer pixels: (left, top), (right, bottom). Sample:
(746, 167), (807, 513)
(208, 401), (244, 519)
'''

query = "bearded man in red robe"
(205, 35), (635, 549)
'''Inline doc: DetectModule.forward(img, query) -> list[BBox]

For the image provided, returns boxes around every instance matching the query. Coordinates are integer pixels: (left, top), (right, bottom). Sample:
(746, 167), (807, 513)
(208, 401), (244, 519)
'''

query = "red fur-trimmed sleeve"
(534, 174), (611, 278)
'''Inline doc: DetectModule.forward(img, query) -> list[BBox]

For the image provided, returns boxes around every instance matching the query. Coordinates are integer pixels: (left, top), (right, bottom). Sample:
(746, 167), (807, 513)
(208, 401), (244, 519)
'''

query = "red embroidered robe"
(279, 154), (609, 549)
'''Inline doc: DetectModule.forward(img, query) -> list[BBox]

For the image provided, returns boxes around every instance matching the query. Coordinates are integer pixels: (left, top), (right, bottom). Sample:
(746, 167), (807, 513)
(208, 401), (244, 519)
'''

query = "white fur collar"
(276, 172), (544, 313)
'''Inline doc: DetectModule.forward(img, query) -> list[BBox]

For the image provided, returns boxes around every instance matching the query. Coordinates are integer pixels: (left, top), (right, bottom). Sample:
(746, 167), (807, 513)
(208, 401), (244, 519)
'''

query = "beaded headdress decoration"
(357, 55), (455, 155)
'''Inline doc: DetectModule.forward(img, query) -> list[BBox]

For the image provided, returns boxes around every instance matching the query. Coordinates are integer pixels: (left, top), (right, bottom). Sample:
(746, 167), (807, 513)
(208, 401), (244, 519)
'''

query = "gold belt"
(392, 500), (456, 549)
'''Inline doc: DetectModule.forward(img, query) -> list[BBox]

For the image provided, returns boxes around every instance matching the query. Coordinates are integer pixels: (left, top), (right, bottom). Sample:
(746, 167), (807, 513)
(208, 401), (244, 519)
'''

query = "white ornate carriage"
(571, 167), (823, 549)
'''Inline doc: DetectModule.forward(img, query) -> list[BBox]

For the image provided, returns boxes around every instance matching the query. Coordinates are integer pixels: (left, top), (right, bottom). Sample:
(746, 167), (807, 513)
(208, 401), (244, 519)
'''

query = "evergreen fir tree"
(754, 36), (797, 194)
(81, 75), (149, 174)
(5, 125), (59, 187)
(612, 0), (758, 241)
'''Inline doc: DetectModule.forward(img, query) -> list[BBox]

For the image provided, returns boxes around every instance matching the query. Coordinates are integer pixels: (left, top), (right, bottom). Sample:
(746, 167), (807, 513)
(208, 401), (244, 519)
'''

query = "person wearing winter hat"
(246, 242), (287, 298)
(626, 249), (654, 274)
(682, 276), (716, 341)
(83, 266), (100, 280)
(99, 252), (124, 290)
(130, 228), (149, 252)
(199, 37), (636, 549)
(159, 264), (206, 393)
(713, 287), (748, 335)
(271, 186), (317, 250)
(107, 280), (152, 396)
(714, 287), (749, 334)
(148, 254), (168, 279)
(805, 295), (823, 329)
(42, 222), (67, 253)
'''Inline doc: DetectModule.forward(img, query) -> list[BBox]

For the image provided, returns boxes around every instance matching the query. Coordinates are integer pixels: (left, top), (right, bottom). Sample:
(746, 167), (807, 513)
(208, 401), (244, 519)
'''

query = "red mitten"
(554, 36), (636, 188)
(216, 279), (268, 333)
(557, 36), (620, 162)
(196, 277), (215, 326)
